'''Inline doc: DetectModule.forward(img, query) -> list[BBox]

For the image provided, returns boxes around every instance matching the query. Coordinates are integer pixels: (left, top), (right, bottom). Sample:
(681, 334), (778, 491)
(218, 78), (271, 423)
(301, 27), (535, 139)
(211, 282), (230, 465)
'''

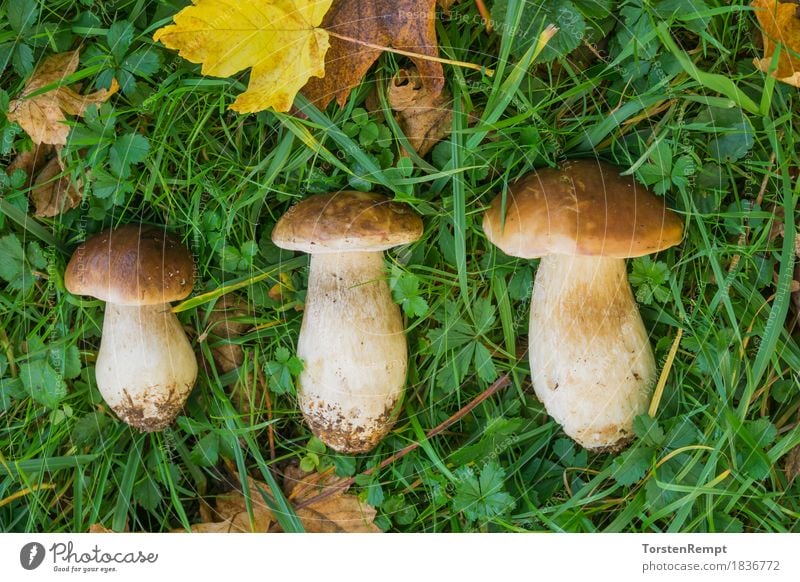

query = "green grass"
(1, 0), (799, 533)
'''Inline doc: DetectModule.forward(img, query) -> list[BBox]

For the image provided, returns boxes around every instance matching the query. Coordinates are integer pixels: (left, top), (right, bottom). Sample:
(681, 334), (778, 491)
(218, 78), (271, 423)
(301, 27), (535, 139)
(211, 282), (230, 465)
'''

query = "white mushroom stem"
(297, 251), (407, 453)
(95, 303), (198, 431)
(529, 254), (656, 450)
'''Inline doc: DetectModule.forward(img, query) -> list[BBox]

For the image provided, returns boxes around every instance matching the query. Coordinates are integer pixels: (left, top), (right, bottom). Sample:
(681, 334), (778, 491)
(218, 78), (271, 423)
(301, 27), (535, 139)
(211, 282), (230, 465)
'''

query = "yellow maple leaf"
(153, 0), (333, 113)
(752, 0), (800, 86)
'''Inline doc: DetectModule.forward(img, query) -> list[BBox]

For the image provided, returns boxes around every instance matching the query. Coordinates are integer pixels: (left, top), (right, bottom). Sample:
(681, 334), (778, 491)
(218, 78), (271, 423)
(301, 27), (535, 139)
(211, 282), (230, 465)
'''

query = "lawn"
(1, 0), (799, 533)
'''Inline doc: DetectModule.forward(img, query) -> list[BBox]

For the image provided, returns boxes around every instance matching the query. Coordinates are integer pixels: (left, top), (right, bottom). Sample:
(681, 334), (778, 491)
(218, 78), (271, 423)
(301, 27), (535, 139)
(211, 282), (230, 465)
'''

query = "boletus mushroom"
(483, 160), (683, 450)
(65, 224), (197, 431)
(272, 191), (423, 453)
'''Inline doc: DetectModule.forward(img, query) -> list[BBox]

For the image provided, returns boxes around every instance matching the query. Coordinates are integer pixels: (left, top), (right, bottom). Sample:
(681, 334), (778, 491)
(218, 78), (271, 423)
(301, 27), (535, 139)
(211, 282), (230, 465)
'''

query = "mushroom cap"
(483, 160), (684, 259)
(65, 224), (195, 306)
(271, 191), (423, 254)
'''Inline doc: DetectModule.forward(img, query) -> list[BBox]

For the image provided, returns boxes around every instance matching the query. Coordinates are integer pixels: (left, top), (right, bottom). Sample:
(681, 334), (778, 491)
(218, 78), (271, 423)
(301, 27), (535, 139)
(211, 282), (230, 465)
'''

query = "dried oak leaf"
(752, 0), (800, 86)
(7, 51), (118, 145)
(388, 67), (452, 157)
(153, 0), (333, 113)
(301, 0), (445, 110)
(177, 465), (379, 533)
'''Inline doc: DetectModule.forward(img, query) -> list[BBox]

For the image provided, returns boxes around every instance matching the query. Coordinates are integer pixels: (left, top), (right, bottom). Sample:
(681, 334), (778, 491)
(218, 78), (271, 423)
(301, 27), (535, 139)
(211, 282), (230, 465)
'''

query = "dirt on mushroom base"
(116, 383), (189, 432)
(302, 398), (399, 453)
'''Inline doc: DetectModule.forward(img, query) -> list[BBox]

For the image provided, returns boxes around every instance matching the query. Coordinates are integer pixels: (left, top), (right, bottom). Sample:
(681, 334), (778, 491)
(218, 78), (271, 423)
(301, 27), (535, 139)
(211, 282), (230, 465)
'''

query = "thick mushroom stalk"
(482, 160), (683, 450)
(529, 254), (655, 450)
(96, 303), (198, 432)
(297, 252), (406, 453)
(272, 191), (423, 453)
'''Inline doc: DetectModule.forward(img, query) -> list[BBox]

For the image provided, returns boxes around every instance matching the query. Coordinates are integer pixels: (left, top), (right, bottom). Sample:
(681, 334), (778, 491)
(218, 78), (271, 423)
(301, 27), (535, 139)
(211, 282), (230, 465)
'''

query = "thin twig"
(293, 373), (512, 510)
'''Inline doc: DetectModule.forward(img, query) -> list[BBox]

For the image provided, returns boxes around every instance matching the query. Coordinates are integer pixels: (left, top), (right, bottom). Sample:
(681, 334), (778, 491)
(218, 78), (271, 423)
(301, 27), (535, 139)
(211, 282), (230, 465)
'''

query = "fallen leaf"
(301, 0), (444, 110)
(153, 0), (333, 113)
(206, 293), (250, 375)
(267, 272), (295, 304)
(200, 294), (269, 415)
(283, 464), (380, 533)
(786, 414), (800, 485)
(88, 522), (129, 532)
(388, 67), (452, 156)
(30, 153), (83, 217)
(6, 144), (53, 180)
(752, 0), (800, 86)
(177, 465), (379, 533)
(787, 443), (800, 484)
(7, 51), (118, 145)
(7, 143), (84, 217)
(437, 0), (459, 12)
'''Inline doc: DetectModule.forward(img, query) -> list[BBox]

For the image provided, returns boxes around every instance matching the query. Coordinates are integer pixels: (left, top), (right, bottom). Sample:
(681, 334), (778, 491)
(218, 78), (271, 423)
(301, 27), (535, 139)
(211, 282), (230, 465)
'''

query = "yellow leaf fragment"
(7, 51), (119, 145)
(153, 0), (333, 113)
(752, 0), (800, 86)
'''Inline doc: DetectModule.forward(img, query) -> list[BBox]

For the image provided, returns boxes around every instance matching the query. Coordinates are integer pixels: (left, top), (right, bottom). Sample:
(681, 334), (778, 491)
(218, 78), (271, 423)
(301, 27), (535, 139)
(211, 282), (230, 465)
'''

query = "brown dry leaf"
(177, 465), (379, 533)
(283, 464), (380, 533)
(437, 0), (459, 12)
(301, 0), (444, 110)
(787, 421), (800, 481)
(175, 476), (274, 533)
(7, 143), (84, 217)
(202, 294), (267, 415)
(786, 444), (800, 484)
(6, 143), (53, 180)
(388, 67), (452, 157)
(30, 153), (83, 217)
(88, 523), (128, 532)
(752, 0), (800, 86)
(206, 293), (250, 375)
(7, 51), (118, 145)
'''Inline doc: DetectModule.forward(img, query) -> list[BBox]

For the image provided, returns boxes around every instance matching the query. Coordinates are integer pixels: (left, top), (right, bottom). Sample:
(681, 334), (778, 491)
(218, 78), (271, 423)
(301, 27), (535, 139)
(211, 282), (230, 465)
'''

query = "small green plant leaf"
(611, 447), (653, 486)
(452, 461), (515, 523)
(20, 359), (67, 409)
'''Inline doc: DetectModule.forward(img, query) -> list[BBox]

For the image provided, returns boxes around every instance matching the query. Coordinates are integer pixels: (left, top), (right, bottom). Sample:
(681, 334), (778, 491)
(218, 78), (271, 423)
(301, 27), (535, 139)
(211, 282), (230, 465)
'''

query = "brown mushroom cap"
(271, 191), (423, 253)
(483, 160), (684, 259)
(65, 224), (195, 306)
